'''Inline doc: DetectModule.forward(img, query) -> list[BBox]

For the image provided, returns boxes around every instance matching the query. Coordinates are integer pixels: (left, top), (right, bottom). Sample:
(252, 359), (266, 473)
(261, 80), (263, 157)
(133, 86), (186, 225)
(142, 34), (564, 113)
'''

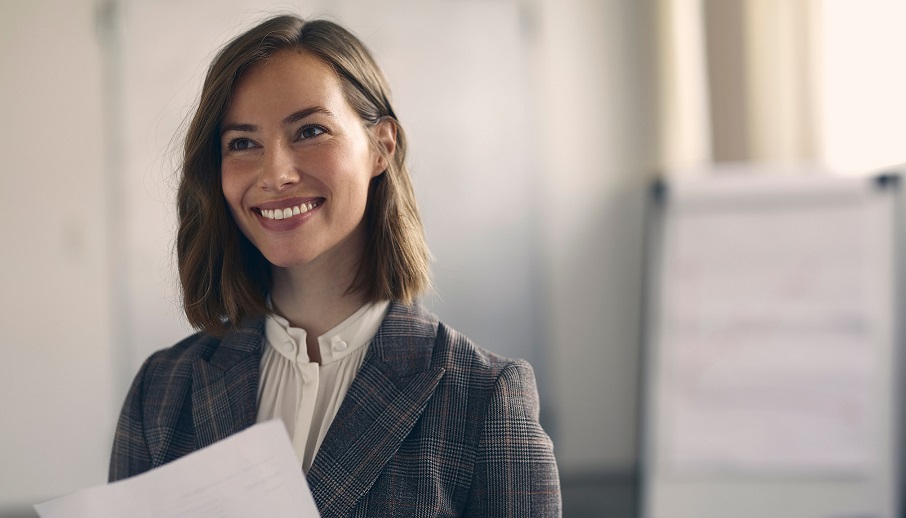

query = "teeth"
(260, 202), (318, 220)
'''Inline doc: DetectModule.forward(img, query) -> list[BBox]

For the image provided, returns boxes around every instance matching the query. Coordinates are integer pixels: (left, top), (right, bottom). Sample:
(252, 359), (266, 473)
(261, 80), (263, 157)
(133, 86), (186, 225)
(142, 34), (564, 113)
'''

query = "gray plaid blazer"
(109, 302), (561, 517)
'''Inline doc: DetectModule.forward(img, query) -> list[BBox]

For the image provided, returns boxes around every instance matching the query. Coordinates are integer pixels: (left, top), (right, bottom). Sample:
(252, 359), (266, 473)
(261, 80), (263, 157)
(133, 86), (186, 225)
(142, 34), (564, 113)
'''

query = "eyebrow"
(220, 106), (335, 135)
(283, 106), (334, 125)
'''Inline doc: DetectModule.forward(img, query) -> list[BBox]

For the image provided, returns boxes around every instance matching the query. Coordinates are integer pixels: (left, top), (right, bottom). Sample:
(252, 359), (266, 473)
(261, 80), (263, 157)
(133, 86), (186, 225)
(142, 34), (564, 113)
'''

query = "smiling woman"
(107, 13), (561, 517)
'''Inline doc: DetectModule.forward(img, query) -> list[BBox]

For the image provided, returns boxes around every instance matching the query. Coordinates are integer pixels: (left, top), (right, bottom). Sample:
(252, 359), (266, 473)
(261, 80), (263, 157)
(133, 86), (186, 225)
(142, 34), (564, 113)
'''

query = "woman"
(109, 14), (561, 517)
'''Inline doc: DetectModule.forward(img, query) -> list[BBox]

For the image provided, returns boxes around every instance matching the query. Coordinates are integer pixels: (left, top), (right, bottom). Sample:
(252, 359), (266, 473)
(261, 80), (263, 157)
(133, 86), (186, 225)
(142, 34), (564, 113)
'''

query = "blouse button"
(334, 340), (348, 352)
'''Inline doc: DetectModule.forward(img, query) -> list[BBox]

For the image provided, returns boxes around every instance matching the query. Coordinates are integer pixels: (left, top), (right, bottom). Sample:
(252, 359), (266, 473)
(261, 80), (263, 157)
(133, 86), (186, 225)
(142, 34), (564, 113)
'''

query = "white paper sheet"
(34, 420), (319, 517)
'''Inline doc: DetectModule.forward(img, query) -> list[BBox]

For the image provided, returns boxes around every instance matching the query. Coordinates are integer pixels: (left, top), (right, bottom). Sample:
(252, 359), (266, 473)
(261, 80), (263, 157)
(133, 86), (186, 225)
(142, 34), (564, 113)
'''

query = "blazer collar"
(190, 315), (265, 450)
(306, 301), (446, 515)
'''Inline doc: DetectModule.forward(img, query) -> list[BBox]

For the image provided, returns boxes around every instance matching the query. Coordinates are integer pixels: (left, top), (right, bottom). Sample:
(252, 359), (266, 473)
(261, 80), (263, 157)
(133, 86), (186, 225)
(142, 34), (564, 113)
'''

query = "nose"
(259, 142), (300, 191)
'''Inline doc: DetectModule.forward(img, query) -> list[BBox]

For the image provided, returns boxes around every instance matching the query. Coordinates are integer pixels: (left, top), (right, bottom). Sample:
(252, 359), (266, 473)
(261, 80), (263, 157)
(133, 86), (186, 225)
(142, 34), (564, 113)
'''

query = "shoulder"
(136, 316), (265, 388)
(434, 319), (544, 421)
(385, 302), (541, 416)
(434, 318), (532, 386)
(397, 306), (560, 497)
(380, 301), (530, 386)
(139, 332), (217, 377)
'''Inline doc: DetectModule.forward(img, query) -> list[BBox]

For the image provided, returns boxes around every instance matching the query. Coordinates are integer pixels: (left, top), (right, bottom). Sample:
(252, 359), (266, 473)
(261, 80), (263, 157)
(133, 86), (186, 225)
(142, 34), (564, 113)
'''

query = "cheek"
(220, 167), (245, 211)
(333, 149), (379, 200)
(336, 171), (373, 215)
(220, 172), (255, 239)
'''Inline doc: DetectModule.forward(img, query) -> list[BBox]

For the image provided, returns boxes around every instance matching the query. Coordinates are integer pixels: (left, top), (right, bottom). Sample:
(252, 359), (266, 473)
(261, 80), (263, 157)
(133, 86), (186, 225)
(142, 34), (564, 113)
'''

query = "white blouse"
(255, 300), (390, 472)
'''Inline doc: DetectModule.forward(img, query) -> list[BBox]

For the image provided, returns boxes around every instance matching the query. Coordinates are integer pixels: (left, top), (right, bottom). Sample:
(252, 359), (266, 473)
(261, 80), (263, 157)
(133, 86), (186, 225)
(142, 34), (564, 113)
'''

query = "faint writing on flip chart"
(663, 205), (877, 473)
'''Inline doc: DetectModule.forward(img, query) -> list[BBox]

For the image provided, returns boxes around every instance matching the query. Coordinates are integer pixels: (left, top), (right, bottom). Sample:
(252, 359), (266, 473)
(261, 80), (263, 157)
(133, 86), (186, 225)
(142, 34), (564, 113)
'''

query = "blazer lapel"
(191, 316), (264, 449)
(307, 302), (446, 516)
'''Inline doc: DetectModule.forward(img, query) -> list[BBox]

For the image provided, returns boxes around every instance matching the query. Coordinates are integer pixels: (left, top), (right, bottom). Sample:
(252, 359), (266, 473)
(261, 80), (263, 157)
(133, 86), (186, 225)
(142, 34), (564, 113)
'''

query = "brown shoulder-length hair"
(177, 14), (430, 335)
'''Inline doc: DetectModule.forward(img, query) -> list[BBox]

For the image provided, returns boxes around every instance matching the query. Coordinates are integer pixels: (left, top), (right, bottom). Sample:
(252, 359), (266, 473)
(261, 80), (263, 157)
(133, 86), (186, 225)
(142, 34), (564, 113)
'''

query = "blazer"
(109, 302), (562, 517)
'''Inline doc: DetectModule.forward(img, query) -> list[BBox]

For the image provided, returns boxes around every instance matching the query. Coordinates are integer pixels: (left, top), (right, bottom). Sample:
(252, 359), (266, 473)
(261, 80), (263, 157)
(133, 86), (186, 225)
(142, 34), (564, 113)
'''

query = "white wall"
(0, 0), (116, 508)
(533, 0), (660, 471)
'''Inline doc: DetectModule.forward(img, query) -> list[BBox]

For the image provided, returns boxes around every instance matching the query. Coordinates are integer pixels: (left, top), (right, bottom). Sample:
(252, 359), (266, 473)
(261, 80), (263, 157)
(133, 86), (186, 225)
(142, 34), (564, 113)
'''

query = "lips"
(254, 198), (324, 220)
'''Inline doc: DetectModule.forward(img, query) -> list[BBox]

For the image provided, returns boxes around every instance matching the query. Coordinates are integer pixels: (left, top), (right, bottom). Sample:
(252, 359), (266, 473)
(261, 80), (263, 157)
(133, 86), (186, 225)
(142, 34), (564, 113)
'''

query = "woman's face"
(220, 50), (384, 271)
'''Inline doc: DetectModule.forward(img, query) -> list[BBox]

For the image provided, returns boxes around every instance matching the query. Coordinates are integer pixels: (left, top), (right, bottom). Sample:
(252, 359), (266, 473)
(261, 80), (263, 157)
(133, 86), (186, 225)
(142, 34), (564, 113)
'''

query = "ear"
(371, 118), (397, 177)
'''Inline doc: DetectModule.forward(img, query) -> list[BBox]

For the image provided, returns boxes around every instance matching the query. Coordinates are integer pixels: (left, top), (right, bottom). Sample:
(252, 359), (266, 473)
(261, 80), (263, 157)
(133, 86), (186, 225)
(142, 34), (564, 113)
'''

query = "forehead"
(225, 50), (347, 120)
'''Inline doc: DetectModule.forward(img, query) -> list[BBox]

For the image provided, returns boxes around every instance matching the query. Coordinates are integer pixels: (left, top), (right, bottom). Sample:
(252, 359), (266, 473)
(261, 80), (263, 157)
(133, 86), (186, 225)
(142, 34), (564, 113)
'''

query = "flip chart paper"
(661, 195), (882, 474)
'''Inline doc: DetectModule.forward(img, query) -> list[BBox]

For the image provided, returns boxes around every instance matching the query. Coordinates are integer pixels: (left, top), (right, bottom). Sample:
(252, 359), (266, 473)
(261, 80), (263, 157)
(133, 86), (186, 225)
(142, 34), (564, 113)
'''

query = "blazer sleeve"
(108, 356), (153, 482)
(465, 359), (562, 517)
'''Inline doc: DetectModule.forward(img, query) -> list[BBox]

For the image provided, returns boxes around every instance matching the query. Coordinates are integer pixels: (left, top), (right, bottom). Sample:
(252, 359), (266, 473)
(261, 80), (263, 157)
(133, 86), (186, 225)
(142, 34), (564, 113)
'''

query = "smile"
(257, 200), (321, 220)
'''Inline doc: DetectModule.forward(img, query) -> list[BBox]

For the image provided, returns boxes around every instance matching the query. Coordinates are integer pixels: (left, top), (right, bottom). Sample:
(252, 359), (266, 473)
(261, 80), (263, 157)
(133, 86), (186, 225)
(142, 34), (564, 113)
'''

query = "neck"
(269, 255), (366, 364)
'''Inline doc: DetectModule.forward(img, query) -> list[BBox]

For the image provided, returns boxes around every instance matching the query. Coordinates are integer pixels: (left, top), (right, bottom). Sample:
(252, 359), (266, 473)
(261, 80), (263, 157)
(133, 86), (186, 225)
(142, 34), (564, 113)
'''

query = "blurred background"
(2, 0), (906, 516)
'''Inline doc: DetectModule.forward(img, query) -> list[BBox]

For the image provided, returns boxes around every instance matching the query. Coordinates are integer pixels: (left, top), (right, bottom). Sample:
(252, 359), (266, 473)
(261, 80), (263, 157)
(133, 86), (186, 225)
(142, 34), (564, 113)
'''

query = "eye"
(297, 125), (326, 140)
(226, 137), (258, 151)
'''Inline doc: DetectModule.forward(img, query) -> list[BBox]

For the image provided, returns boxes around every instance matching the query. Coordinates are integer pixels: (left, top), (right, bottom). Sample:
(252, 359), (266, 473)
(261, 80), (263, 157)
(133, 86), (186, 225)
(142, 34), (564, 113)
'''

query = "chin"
(262, 252), (317, 269)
